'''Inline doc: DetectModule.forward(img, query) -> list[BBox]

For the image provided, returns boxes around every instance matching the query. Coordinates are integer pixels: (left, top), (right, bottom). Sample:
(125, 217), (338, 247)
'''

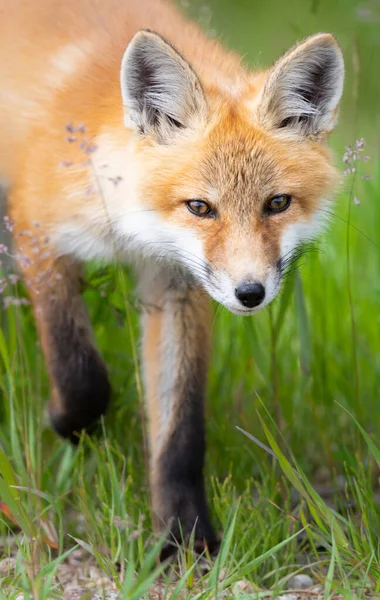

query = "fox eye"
(265, 194), (292, 214)
(186, 200), (214, 218)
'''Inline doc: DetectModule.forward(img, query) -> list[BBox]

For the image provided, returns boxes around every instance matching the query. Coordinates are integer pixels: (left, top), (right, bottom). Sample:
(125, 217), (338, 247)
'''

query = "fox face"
(107, 30), (344, 314)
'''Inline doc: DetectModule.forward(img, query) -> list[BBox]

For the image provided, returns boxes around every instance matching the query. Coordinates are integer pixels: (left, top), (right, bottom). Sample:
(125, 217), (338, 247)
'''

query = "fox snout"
(235, 281), (266, 308)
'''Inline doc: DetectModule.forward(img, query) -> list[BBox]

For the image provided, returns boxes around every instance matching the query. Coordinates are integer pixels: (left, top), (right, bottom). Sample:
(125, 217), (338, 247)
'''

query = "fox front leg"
(139, 265), (218, 558)
(10, 210), (111, 441)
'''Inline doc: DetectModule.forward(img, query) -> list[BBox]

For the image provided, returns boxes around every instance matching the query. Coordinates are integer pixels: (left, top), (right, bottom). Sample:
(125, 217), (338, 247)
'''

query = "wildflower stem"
(268, 305), (282, 437)
(346, 172), (360, 413)
(86, 143), (153, 525)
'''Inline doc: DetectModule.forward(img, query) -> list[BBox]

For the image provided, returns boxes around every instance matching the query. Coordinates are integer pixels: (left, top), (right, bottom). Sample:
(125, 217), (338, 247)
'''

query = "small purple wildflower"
(3, 297), (30, 309)
(18, 255), (33, 268)
(343, 138), (370, 172)
(66, 122), (86, 134)
(85, 186), (94, 196)
(108, 176), (123, 186)
(0, 244), (8, 254)
(84, 144), (98, 154)
(8, 274), (21, 284)
(354, 196), (360, 205)
(3, 216), (14, 233)
(356, 137), (364, 150)
(343, 138), (372, 184)
(63, 124), (98, 182)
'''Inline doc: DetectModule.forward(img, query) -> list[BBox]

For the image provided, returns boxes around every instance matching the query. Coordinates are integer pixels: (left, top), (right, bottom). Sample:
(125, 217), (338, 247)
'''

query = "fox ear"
(257, 33), (344, 138)
(121, 30), (207, 141)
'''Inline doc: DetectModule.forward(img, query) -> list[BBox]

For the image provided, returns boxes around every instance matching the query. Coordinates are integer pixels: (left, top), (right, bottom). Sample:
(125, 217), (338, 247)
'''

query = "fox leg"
(11, 217), (110, 441)
(139, 265), (218, 557)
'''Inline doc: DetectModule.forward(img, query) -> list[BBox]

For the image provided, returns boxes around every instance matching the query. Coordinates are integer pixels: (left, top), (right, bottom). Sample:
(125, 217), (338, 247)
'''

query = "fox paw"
(159, 515), (220, 561)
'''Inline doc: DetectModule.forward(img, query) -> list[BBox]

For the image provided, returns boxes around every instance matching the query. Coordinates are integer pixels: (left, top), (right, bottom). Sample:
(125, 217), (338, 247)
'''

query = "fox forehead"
(150, 106), (336, 220)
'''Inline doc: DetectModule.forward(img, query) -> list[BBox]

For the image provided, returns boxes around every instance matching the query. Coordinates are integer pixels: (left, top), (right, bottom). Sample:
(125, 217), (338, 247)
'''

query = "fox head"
(118, 30), (344, 314)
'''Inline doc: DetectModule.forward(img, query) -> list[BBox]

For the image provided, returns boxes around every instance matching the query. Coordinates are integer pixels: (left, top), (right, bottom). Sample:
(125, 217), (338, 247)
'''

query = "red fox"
(0, 0), (344, 556)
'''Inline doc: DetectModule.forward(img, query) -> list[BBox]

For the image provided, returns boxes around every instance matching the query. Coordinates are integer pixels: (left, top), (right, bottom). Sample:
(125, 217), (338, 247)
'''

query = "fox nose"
(235, 281), (266, 308)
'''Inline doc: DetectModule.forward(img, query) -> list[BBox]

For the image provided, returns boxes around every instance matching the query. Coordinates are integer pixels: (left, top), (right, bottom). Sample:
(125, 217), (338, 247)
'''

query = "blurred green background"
(186, 0), (380, 151)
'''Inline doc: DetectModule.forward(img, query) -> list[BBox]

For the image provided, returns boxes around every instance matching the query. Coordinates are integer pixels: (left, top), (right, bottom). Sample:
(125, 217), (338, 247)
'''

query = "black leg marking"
(155, 363), (219, 558)
(47, 303), (111, 442)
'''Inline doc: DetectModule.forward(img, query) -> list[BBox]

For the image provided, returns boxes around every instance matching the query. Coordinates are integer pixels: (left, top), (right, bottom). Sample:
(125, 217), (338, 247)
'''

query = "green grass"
(1, 0), (380, 597)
